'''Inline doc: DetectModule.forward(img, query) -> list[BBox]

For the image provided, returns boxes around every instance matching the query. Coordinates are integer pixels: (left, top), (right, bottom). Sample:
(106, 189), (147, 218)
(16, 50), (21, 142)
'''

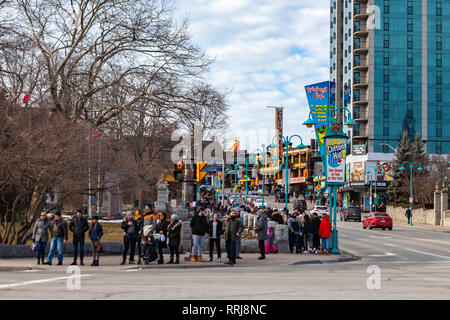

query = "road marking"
(368, 252), (396, 257)
(383, 243), (397, 247)
(0, 274), (92, 290)
(404, 248), (450, 260)
(369, 236), (392, 239)
(340, 234), (348, 237)
(358, 238), (369, 242)
(20, 270), (40, 273)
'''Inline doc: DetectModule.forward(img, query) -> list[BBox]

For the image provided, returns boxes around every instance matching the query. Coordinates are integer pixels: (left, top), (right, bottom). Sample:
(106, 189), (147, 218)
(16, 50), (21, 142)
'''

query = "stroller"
(139, 225), (160, 265)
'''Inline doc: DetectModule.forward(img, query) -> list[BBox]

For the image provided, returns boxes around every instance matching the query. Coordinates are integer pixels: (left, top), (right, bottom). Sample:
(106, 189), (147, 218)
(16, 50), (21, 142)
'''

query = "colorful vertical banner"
(304, 81), (330, 159)
(275, 107), (283, 161)
(325, 137), (347, 184)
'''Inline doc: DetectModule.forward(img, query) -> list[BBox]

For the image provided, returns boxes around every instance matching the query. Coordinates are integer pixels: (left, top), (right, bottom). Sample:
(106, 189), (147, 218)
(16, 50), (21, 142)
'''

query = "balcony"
(354, 25), (369, 37)
(354, 7), (369, 20)
(353, 111), (368, 122)
(353, 76), (368, 88)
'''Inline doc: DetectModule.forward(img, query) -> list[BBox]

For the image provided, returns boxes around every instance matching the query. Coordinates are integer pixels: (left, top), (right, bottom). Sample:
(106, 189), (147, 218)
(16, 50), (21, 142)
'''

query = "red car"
(362, 212), (393, 230)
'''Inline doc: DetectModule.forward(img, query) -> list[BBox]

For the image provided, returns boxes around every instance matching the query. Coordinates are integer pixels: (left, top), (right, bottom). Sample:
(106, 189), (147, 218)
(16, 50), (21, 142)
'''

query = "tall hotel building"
(330, 0), (450, 207)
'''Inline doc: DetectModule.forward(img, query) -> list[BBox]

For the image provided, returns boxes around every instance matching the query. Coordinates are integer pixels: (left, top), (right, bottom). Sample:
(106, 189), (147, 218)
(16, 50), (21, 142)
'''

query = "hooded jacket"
(190, 212), (209, 236)
(303, 215), (314, 234)
(319, 215), (331, 238)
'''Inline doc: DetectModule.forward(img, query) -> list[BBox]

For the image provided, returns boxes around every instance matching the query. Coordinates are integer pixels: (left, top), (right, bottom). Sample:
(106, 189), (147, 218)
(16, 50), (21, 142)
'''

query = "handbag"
(95, 241), (103, 253)
(30, 242), (36, 252)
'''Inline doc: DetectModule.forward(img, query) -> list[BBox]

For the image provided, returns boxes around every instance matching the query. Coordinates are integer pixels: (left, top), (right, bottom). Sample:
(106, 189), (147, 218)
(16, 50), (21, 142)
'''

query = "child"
(265, 226), (279, 254)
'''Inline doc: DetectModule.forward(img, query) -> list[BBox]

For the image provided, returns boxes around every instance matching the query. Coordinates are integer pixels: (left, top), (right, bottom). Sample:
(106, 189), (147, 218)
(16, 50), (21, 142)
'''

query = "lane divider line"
(404, 248), (450, 260)
(0, 274), (92, 290)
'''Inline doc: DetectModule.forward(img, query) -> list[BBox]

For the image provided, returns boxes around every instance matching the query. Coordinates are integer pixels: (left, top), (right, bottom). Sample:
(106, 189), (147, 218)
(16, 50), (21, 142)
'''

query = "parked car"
(294, 199), (307, 212)
(310, 205), (328, 217)
(362, 212), (393, 230)
(340, 206), (361, 222)
(253, 198), (267, 208)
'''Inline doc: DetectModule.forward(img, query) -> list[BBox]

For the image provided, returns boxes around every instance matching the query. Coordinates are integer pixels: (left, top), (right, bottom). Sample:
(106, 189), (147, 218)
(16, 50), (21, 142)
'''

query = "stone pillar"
(243, 213), (249, 227)
(155, 179), (169, 212)
(441, 180), (448, 226)
(274, 224), (289, 253)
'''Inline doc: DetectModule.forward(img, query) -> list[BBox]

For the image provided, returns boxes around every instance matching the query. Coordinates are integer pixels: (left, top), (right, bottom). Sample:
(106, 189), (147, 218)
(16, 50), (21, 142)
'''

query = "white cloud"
(176, 0), (330, 150)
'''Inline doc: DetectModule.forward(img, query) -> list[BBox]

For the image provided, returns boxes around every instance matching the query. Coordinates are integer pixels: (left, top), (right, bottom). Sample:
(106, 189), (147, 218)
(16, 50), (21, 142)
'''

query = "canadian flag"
(92, 126), (102, 138)
(19, 94), (30, 104)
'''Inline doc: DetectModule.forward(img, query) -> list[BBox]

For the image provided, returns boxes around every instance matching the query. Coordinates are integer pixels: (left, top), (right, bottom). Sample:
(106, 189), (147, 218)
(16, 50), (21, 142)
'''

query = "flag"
(19, 94), (30, 104)
(78, 111), (86, 121)
(228, 138), (239, 152)
(92, 126), (102, 138)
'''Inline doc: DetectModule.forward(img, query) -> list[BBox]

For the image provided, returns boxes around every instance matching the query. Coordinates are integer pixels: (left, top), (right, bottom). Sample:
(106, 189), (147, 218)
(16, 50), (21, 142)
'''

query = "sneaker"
(120, 261), (126, 265)
(314, 250), (318, 254)
(217, 257), (222, 262)
(303, 250), (308, 254)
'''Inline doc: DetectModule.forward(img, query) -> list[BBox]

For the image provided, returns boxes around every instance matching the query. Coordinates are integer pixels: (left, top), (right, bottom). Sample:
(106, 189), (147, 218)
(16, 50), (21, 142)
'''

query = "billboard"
(325, 137), (346, 184)
(376, 161), (393, 181)
(351, 162), (365, 181)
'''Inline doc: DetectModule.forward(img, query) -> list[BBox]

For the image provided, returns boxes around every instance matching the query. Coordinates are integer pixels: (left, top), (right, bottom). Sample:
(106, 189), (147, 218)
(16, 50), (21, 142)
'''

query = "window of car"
(375, 213), (389, 217)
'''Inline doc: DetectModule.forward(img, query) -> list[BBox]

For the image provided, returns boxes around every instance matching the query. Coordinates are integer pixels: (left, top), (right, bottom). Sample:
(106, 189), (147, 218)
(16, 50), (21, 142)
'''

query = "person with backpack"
(288, 213), (302, 254)
(88, 216), (103, 266)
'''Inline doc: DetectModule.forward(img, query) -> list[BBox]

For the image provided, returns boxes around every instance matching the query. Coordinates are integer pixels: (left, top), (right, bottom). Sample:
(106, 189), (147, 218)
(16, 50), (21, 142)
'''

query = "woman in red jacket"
(318, 214), (331, 254)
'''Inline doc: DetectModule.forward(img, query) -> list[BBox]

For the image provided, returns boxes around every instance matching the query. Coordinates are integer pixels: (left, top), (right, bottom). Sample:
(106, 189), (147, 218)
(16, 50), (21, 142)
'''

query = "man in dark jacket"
(45, 212), (68, 265)
(207, 213), (223, 262)
(69, 209), (89, 265)
(121, 213), (138, 265)
(311, 213), (321, 253)
(303, 214), (314, 253)
(223, 210), (244, 265)
(32, 212), (52, 265)
(167, 214), (182, 264)
(255, 210), (268, 260)
(190, 209), (209, 262)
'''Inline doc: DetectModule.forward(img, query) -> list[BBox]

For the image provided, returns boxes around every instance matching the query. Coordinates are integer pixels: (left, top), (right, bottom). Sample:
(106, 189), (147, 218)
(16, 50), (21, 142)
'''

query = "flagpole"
(96, 136), (101, 215)
(88, 127), (92, 219)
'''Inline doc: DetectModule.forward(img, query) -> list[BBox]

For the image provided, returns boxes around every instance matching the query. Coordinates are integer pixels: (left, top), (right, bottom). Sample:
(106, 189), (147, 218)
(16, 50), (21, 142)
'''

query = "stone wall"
(386, 205), (436, 225)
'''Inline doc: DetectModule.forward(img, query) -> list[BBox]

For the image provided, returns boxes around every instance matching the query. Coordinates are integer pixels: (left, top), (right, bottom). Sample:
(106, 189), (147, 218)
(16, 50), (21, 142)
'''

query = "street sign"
(196, 161), (207, 182)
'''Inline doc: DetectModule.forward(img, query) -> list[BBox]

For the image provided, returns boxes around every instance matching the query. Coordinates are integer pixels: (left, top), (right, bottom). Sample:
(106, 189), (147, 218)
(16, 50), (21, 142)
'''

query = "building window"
(353, 124), (360, 137)
(436, 142), (442, 154)
(437, 2), (442, 16)
(407, 87), (413, 101)
(437, 88), (442, 102)
(384, 0), (389, 14)
(354, 89), (360, 101)
(407, 35), (413, 49)
(384, 17), (389, 31)
(407, 18), (413, 32)
(354, 106), (360, 119)
(437, 54), (442, 67)
(354, 21), (360, 32)
(384, 52), (389, 66)
(383, 104), (389, 118)
(354, 72), (360, 84)
(384, 69), (389, 83)
(354, 55), (360, 66)
(437, 20), (442, 33)
(436, 104), (442, 120)
(383, 122), (389, 136)
(384, 87), (389, 100)
(345, 66), (347, 74)
(384, 35), (389, 48)
(354, 4), (360, 15)
(348, 62), (351, 70)
(437, 123), (442, 137)
(407, 1), (413, 14)
(354, 38), (360, 49)
(407, 70), (413, 83)
(407, 53), (413, 66)
(382, 141), (389, 153)
(407, 104), (413, 118)
(437, 71), (442, 84)
(437, 36), (442, 50)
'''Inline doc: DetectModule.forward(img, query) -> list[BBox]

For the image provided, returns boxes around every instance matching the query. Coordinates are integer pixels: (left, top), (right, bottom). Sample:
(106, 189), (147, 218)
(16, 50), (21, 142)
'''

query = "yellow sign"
(196, 161), (207, 182)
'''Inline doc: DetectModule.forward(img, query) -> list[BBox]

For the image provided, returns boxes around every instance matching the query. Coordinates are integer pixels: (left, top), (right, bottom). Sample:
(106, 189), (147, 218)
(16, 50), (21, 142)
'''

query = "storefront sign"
(352, 144), (366, 155)
(275, 108), (283, 161)
(325, 137), (346, 185)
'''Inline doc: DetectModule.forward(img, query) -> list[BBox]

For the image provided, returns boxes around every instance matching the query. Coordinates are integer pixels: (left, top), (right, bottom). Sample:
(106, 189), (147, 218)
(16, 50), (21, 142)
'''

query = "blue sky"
(176, 0), (330, 151)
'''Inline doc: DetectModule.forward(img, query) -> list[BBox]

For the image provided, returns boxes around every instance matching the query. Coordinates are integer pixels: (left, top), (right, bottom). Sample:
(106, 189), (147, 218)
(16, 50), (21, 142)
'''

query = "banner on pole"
(325, 137), (346, 185)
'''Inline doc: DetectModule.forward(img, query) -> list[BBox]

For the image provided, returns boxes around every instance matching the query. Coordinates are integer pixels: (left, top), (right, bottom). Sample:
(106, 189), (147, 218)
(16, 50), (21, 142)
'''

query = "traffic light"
(196, 161), (207, 182)
(218, 172), (223, 180)
(173, 162), (184, 182)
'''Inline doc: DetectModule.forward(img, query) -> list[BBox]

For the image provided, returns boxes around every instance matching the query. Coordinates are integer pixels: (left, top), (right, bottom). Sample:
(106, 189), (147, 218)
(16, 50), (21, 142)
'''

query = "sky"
(175, 0), (330, 151)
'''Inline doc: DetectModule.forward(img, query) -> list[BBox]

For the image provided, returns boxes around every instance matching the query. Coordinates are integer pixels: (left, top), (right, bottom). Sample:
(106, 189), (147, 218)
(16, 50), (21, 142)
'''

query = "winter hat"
(171, 214), (179, 220)
(76, 209), (83, 214)
(55, 211), (62, 216)
(92, 216), (99, 221)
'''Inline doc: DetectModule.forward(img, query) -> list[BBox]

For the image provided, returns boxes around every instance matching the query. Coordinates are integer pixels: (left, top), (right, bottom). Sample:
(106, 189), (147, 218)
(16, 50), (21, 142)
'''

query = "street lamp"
(399, 161), (423, 226)
(251, 144), (269, 210)
(365, 165), (385, 213)
(380, 143), (397, 153)
(271, 133), (306, 211)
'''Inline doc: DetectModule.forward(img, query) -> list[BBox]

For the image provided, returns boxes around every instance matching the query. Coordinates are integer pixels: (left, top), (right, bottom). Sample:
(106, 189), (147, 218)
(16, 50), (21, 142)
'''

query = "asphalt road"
(0, 194), (449, 300)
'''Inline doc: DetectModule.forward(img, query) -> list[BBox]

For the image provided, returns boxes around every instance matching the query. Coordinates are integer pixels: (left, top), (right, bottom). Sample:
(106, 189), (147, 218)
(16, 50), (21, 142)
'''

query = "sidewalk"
(0, 252), (357, 272)
(394, 221), (450, 233)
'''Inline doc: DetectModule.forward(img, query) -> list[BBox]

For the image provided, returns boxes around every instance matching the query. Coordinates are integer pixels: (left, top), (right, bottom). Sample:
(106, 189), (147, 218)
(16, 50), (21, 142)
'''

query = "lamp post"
(399, 161), (423, 226)
(303, 106), (357, 255)
(271, 134), (306, 211)
(365, 165), (385, 213)
(251, 144), (269, 210)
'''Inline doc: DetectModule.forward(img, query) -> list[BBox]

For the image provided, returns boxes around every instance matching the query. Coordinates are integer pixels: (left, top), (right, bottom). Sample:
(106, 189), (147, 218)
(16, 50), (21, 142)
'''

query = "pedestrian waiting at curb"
(235, 210), (243, 259)
(207, 212), (223, 262)
(303, 214), (314, 254)
(44, 212), (68, 265)
(89, 216), (103, 266)
(69, 209), (89, 265)
(190, 209), (209, 262)
(265, 226), (278, 254)
(255, 209), (268, 260)
(32, 211), (52, 265)
(121, 212), (138, 265)
(311, 212), (321, 253)
(288, 213), (302, 254)
(223, 210), (244, 265)
(167, 214), (182, 264)
(319, 213), (331, 254)
(155, 212), (169, 264)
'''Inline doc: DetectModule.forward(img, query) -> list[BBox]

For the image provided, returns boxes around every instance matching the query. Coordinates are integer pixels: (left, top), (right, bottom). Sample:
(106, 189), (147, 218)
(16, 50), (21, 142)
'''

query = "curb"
(129, 263), (233, 270)
(288, 250), (360, 266)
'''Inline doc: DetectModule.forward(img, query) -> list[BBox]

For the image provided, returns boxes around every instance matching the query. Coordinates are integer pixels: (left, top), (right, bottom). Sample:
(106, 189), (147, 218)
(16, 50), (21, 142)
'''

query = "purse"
(95, 241), (103, 253)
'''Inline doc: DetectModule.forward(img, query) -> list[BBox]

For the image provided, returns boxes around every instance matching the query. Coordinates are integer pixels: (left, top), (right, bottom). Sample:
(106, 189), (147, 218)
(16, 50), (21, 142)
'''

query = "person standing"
(88, 216), (103, 266)
(155, 212), (169, 264)
(44, 212), (68, 265)
(311, 213), (321, 254)
(319, 214), (331, 254)
(254, 209), (268, 260)
(223, 210), (243, 265)
(288, 213), (302, 254)
(207, 213), (223, 262)
(303, 214), (314, 254)
(235, 210), (244, 259)
(32, 212), (52, 265)
(121, 213), (138, 265)
(167, 214), (182, 264)
(405, 208), (411, 224)
(134, 209), (144, 264)
(69, 209), (89, 265)
(190, 209), (209, 262)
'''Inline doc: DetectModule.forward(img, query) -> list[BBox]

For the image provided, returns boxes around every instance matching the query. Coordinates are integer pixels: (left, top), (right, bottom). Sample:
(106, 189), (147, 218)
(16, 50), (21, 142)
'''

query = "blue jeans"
(36, 241), (46, 259)
(236, 235), (242, 257)
(73, 237), (85, 261)
(47, 237), (64, 263)
(226, 239), (236, 263)
(293, 234), (300, 251)
(191, 235), (206, 256)
(321, 238), (330, 250)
